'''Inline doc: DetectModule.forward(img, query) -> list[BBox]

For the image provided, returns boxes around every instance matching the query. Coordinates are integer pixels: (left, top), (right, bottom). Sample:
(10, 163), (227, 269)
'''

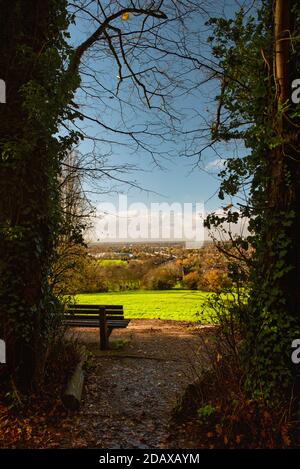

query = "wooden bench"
(64, 304), (130, 350)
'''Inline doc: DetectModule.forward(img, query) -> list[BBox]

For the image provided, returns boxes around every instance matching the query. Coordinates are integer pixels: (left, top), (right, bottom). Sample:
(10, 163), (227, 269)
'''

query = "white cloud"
(205, 158), (226, 171)
(86, 198), (249, 244)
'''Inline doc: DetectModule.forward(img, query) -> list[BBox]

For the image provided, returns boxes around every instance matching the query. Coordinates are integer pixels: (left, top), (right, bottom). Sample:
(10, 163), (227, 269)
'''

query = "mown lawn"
(95, 259), (127, 266)
(74, 290), (215, 323)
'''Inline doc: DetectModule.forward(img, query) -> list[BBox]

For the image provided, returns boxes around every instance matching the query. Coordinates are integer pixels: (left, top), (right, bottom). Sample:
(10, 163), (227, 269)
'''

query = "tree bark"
(273, 0), (300, 317)
(0, 0), (55, 392)
(261, 0), (300, 319)
(274, 0), (291, 103)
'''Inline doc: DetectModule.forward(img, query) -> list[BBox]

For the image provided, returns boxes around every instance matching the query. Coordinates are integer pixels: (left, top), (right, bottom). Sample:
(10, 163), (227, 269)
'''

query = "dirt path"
(63, 320), (210, 449)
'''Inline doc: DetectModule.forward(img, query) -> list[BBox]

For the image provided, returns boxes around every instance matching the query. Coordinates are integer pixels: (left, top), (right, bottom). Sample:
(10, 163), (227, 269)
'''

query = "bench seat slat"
(68, 304), (123, 309)
(66, 310), (124, 315)
(64, 318), (128, 324)
(66, 307), (124, 310)
(66, 312), (124, 317)
(67, 309), (123, 314)
(65, 314), (125, 321)
(64, 319), (129, 327)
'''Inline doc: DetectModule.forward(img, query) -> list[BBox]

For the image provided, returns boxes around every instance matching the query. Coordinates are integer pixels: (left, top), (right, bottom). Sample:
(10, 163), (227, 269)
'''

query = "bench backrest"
(65, 304), (124, 320)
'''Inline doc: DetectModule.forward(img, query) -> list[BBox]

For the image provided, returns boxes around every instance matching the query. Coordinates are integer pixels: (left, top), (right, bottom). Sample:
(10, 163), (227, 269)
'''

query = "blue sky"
(67, 1), (251, 239)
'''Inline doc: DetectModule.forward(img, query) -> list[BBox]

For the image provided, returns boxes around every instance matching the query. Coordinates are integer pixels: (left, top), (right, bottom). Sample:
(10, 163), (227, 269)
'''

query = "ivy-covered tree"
(0, 0), (81, 391)
(206, 0), (300, 400)
(0, 0), (211, 392)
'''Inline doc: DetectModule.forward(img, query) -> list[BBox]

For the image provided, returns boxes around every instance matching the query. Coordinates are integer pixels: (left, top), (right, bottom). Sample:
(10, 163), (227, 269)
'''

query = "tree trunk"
(244, 1), (300, 398)
(271, 0), (300, 318)
(0, 0), (55, 392)
(262, 0), (300, 318)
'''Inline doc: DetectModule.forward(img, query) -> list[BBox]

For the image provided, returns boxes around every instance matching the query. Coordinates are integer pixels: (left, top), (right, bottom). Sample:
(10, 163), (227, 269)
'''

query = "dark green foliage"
(0, 0), (81, 390)
(206, 3), (300, 401)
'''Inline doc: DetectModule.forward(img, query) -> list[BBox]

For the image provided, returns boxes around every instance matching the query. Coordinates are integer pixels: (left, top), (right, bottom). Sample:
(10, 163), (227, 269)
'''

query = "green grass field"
(74, 290), (215, 323)
(95, 259), (127, 266)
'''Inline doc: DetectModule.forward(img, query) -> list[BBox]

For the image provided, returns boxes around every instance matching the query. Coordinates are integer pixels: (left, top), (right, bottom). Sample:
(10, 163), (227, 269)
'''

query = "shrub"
(142, 262), (181, 290)
(79, 263), (108, 293)
(198, 269), (231, 292)
(182, 271), (200, 290)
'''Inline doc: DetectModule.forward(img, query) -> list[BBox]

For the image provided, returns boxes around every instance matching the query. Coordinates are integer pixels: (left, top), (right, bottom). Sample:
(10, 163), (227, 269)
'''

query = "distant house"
(115, 252), (134, 259)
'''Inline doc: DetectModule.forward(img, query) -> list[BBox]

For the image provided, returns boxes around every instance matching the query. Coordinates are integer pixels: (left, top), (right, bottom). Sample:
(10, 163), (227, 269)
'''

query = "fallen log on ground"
(62, 347), (87, 410)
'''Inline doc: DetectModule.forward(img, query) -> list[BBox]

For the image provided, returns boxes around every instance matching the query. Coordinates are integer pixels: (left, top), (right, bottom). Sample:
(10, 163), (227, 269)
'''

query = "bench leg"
(99, 307), (108, 350)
